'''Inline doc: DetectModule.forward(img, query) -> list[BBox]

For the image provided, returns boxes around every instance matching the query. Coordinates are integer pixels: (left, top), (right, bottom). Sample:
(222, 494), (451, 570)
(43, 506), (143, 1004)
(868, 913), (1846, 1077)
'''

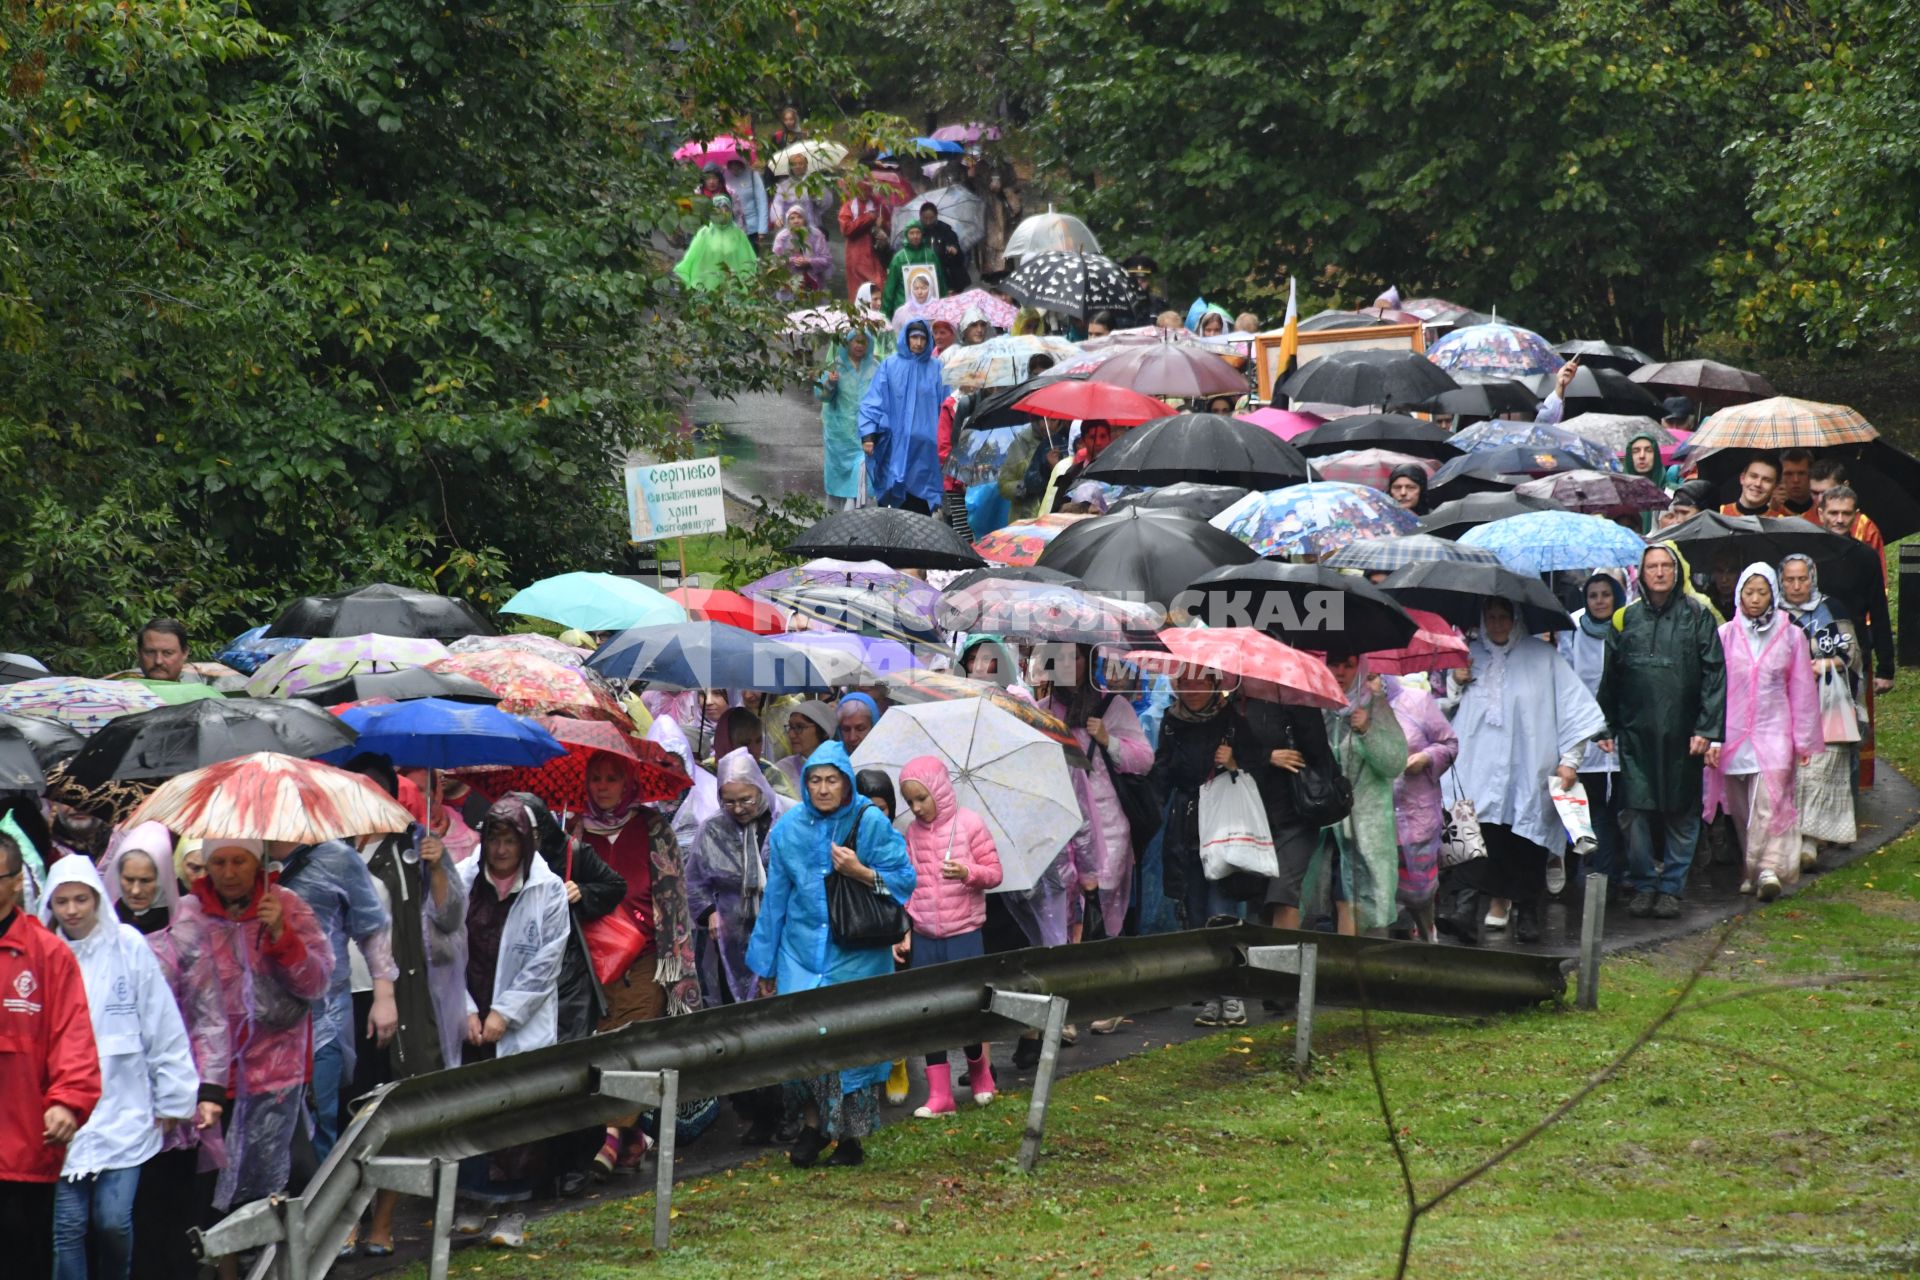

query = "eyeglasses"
(720, 795), (762, 812)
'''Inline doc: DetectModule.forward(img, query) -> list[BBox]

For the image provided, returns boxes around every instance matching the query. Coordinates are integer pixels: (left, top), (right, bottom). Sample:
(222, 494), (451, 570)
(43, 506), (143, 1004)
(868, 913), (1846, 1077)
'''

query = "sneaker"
(1756, 872), (1783, 902)
(1653, 893), (1682, 920)
(1089, 1016), (1128, 1035)
(1545, 856), (1567, 895)
(1193, 998), (1223, 1027)
(789, 1125), (829, 1169)
(1739, 879), (1754, 895)
(1627, 890), (1656, 918)
(1219, 998), (1248, 1027)
(452, 1207), (488, 1236)
(488, 1213), (527, 1249)
(826, 1137), (864, 1167)
(1058, 1024), (1078, 1046)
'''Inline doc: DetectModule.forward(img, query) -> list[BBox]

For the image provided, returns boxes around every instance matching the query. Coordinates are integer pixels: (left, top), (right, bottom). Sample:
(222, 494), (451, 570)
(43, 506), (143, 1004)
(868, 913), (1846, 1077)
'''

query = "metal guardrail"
(196, 925), (1570, 1280)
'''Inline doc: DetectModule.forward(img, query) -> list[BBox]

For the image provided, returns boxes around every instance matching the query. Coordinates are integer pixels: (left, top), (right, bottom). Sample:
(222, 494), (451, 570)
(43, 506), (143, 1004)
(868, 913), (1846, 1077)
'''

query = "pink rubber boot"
(966, 1050), (996, 1106)
(914, 1061), (955, 1118)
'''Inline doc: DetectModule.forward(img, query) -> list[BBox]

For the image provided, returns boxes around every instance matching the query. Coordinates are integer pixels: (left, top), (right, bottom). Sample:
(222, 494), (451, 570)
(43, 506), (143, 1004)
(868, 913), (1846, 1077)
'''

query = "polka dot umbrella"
(1004, 250), (1138, 321)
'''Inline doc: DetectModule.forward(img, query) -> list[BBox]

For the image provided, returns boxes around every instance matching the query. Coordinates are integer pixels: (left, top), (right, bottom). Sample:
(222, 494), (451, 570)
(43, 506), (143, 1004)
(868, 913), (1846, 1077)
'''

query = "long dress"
(1704, 604), (1821, 886)
(813, 338), (880, 503)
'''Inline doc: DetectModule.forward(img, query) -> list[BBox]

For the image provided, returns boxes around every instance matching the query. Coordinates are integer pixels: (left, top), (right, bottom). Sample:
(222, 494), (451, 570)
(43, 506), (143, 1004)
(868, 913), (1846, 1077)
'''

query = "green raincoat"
(674, 201), (758, 291)
(1304, 676), (1407, 931)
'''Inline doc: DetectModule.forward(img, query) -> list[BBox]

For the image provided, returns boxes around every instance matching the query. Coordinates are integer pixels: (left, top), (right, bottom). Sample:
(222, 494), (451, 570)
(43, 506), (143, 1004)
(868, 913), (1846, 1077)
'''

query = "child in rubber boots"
(896, 756), (1005, 1116)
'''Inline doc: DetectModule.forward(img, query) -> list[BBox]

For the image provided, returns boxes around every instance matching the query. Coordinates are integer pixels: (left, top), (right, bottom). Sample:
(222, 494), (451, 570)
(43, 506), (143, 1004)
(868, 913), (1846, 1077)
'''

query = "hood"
(800, 741), (857, 816)
(836, 330), (879, 373)
(480, 796), (538, 873)
(38, 852), (109, 931)
(959, 305), (992, 335)
(714, 747), (779, 823)
(507, 791), (569, 862)
(900, 755), (960, 836)
(959, 634), (1021, 689)
(1624, 432), (1667, 482)
(102, 821), (180, 916)
(837, 691), (880, 736)
(896, 319), (934, 361)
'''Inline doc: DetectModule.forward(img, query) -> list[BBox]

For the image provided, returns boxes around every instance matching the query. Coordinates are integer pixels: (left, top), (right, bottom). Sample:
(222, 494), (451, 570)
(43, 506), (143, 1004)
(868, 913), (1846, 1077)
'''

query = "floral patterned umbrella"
(1210, 482), (1419, 559)
(429, 650), (627, 724)
(461, 716), (691, 813)
(128, 751), (415, 842)
(972, 514), (1094, 567)
(245, 634), (450, 698)
(921, 289), (1020, 331)
(1426, 321), (1565, 379)
(446, 632), (593, 668)
(0, 678), (167, 735)
(1459, 510), (1648, 574)
(1310, 449), (1438, 491)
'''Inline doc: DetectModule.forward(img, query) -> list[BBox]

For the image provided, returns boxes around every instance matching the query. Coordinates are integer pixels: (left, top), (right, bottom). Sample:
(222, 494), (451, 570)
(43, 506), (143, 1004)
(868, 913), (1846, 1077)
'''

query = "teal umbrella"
(502, 572), (688, 634)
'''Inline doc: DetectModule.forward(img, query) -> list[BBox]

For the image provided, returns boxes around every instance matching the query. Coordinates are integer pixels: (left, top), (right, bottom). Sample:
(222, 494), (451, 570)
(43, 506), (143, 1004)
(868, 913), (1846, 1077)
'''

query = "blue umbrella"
(772, 631), (926, 677)
(1458, 511), (1647, 575)
(588, 622), (841, 693)
(218, 625), (305, 676)
(502, 572), (687, 634)
(1450, 421), (1615, 470)
(320, 698), (566, 770)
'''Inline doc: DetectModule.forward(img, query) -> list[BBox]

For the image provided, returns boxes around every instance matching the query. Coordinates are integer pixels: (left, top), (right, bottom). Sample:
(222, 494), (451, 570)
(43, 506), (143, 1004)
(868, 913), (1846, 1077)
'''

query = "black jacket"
(1239, 698), (1335, 832)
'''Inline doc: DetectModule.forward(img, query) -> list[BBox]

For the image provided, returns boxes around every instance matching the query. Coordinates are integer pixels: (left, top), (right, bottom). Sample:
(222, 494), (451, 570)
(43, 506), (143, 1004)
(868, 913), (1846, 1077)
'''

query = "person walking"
(1780, 554), (1861, 863)
(1383, 673), (1458, 942)
(1310, 656), (1408, 937)
(858, 319), (945, 514)
(838, 179), (894, 305)
(814, 331), (881, 510)
(1557, 574), (1627, 891)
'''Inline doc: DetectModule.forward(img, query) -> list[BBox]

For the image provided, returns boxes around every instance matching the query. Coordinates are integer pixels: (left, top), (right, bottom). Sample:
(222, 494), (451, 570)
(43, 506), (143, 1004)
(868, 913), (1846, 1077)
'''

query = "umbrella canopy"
(1555, 413), (1674, 451)
(129, 681), (227, 706)
(1012, 380), (1172, 425)
(64, 697), (357, 787)
(1380, 561), (1575, 634)
(1004, 251), (1138, 320)
(929, 122), (1003, 143)
(891, 185), (987, 251)
(1426, 322), (1564, 379)
(461, 718), (690, 811)
(943, 564), (1082, 592)
(587, 622), (842, 693)
(1185, 561), (1420, 653)
(322, 698), (565, 771)
(878, 671), (1089, 766)
(263, 582), (495, 642)
(1421, 381), (1542, 420)
(667, 588), (788, 636)
(217, 626), (305, 677)
(759, 583), (943, 646)
(745, 557), (913, 592)
(1002, 209), (1100, 261)
(1280, 351), (1459, 408)
(1108, 482), (1252, 519)
(0, 678), (166, 735)
(769, 140), (848, 176)
(940, 335), (1085, 392)
(1323, 534), (1504, 573)
(1686, 395), (1877, 453)
(1035, 506), (1258, 607)
(850, 698), (1083, 894)
(1556, 365), (1663, 418)
(771, 631), (926, 677)
(244, 634), (450, 699)
(0, 722), (46, 792)
(938, 578), (1164, 644)
(0, 653), (51, 686)
(1629, 359), (1776, 408)
(1236, 407), (1327, 440)
(782, 303), (887, 336)
(446, 633), (592, 668)
(1658, 511), (1854, 571)
(1367, 608), (1472, 675)
(1210, 482), (1420, 560)
(787, 506), (985, 570)
(0, 709), (86, 767)
(1311, 449), (1438, 491)
(973, 514), (1092, 567)
(1082, 413), (1311, 489)
(428, 651), (627, 723)
(1552, 339), (1653, 372)
(1400, 297), (1479, 325)
(1297, 310), (1400, 333)
(961, 371), (1092, 431)
(1450, 421), (1616, 469)
(1083, 342), (1248, 400)
(293, 667), (502, 706)
(672, 135), (755, 167)
(1291, 413), (1462, 461)
(1125, 628), (1345, 709)
(1459, 511), (1648, 575)
(921, 289), (1020, 332)
(502, 572), (687, 634)
(128, 751), (414, 842)
(1417, 490), (1568, 538)
(1513, 469), (1672, 517)
(1427, 446), (1606, 503)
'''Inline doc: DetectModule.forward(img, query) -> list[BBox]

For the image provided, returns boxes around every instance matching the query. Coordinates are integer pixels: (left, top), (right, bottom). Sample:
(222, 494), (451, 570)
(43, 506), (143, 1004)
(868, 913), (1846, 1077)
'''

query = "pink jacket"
(900, 757), (1003, 939)
(1705, 613), (1821, 835)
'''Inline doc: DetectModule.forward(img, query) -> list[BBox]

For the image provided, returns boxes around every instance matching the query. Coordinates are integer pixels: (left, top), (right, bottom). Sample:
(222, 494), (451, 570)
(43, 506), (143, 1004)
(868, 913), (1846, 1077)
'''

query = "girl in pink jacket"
(897, 756), (1003, 1117)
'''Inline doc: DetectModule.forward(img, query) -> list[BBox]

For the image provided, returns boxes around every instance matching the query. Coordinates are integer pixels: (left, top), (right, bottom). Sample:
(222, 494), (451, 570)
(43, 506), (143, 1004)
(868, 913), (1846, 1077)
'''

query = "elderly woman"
(836, 691), (880, 755)
(1309, 656), (1408, 937)
(689, 749), (792, 1008)
(1705, 564), (1821, 901)
(747, 742), (915, 1168)
(1780, 553), (1860, 861)
(771, 206), (831, 296)
(103, 822), (176, 936)
(1557, 573), (1627, 889)
(814, 330), (881, 509)
(1384, 673), (1458, 942)
(773, 700), (837, 795)
(1387, 464), (1430, 515)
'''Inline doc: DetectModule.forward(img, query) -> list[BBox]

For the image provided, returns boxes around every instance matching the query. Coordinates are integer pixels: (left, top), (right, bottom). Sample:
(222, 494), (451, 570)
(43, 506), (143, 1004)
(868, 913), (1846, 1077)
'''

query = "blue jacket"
(857, 319), (945, 509)
(278, 840), (393, 1063)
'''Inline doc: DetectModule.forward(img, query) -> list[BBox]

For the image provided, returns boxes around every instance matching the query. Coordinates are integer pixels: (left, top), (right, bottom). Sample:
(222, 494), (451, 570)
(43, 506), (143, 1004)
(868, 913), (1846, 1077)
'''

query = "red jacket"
(0, 908), (102, 1181)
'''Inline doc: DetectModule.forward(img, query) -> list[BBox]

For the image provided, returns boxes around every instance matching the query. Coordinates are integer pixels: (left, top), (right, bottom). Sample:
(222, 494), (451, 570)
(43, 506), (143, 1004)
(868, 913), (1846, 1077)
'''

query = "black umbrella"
(1186, 562), (1418, 653)
(1427, 447), (1595, 503)
(1292, 414), (1463, 460)
(1553, 340), (1654, 373)
(63, 697), (358, 788)
(1108, 482), (1252, 519)
(0, 710), (86, 768)
(1686, 439), (1920, 543)
(1035, 507), (1257, 608)
(1658, 512), (1854, 571)
(292, 668), (503, 706)
(0, 724), (47, 792)
(1380, 561), (1575, 634)
(1279, 351), (1458, 409)
(1417, 491), (1567, 539)
(264, 583), (497, 642)
(1003, 251), (1137, 320)
(943, 564), (1082, 593)
(1559, 365), (1662, 418)
(1297, 310), (1399, 332)
(1419, 382), (1542, 421)
(961, 371), (1089, 432)
(1082, 414), (1311, 489)
(785, 506), (985, 570)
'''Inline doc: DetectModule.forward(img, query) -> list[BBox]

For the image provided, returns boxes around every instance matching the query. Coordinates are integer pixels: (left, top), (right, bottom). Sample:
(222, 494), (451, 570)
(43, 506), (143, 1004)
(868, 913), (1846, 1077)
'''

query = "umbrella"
(1400, 297), (1479, 326)
(782, 303), (887, 336)
(1426, 322), (1564, 379)
(1459, 511), (1648, 575)
(973, 514), (1093, 567)
(850, 698), (1084, 894)
(1035, 506), (1258, 607)
(1108, 482), (1251, 519)
(1082, 413), (1311, 489)
(667, 588), (788, 636)
(502, 572), (687, 634)
(940, 335), (1086, 392)
(769, 140), (849, 176)
(1083, 342), (1249, 400)
(1427, 447), (1606, 503)
(428, 651), (628, 723)
(1556, 365), (1664, 418)
(461, 718), (690, 811)
(771, 631), (926, 677)
(216, 626), (305, 676)
(0, 653), (51, 685)
(1123, 628), (1346, 709)
(943, 564), (1082, 592)
(891, 185), (986, 251)
(127, 752), (415, 842)
(1685, 395), (1877, 453)
(1279, 351), (1459, 408)
(938, 578), (1164, 644)
(0, 723), (45, 792)
(1450, 421), (1616, 469)
(672, 135), (755, 167)
(1297, 310), (1401, 332)
(1367, 609), (1472, 675)
(1324, 534), (1503, 573)
(1004, 251), (1138, 320)
(1380, 561), (1575, 634)
(758, 583), (943, 646)
(1658, 511), (1854, 571)
(961, 371), (1091, 431)
(0, 710), (86, 767)
(877, 671), (1088, 768)
(921, 289), (1020, 331)
(1420, 381), (1542, 421)
(446, 633), (592, 667)
(1555, 413), (1674, 451)
(1291, 413), (1462, 461)
(1792, 440), (1920, 542)
(1552, 339), (1653, 372)
(786, 506), (986, 570)
(928, 122), (1003, 143)
(64, 697), (357, 787)
(586, 621), (842, 693)
(1002, 209), (1100, 261)
(1012, 380), (1172, 426)
(244, 634), (450, 698)
(292, 667), (503, 706)
(902, 136), (966, 155)
(1513, 470), (1672, 517)
(1210, 482), (1420, 559)
(1311, 449), (1439, 491)
(1417, 491), (1568, 538)
(1185, 562), (1419, 653)
(1629, 359), (1776, 408)
(263, 583), (495, 642)
(745, 558), (917, 593)
(1236, 408), (1326, 440)
(129, 681), (228, 706)
(322, 698), (565, 771)
(0, 678), (166, 735)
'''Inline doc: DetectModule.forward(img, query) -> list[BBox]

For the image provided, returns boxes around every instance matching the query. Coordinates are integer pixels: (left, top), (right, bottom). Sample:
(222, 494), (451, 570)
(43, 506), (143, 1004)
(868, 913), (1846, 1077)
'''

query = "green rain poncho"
(674, 195), (758, 291)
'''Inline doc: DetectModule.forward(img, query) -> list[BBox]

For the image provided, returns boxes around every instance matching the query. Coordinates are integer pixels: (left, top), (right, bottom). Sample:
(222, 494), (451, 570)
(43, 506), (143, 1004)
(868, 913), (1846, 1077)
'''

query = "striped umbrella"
(127, 751), (415, 842)
(0, 678), (166, 735)
(1687, 396), (1877, 452)
(1324, 534), (1503, 573)
(245, 634), (450, 698)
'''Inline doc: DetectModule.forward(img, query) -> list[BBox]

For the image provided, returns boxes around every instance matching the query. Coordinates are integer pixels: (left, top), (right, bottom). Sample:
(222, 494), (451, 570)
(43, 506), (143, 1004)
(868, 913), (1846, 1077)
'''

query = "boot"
(914, 1062), (955, 1118)
(965, 1050), (996, 1106)
(885, 1058), (909, 1105)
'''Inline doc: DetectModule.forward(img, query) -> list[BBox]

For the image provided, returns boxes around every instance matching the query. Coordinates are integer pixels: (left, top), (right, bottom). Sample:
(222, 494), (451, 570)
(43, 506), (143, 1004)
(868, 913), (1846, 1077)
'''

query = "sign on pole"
(626, 456), (727, 543)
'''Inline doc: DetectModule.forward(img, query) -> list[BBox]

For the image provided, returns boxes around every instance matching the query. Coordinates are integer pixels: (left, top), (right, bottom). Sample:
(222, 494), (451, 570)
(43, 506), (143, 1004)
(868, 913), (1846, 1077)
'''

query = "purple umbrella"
(773, 630), (926, 677)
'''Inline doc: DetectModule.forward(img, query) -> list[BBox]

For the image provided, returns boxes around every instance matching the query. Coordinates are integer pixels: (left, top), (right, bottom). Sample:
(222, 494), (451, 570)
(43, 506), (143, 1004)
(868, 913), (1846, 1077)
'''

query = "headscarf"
(1012, 307), (1046, 337)
(1778, 553), (1827, 620)
(1577, 573), (1624, 640)
(713, 748), (778, 925)
(102, 820), (180, 929)
(1386, 463), (1429, 514)
(836, 691), (880, 738)
(580, 748), (645, 837)
(1735, 561), (1785, 642)
(1475, 603), (1518, 728)
(479, 797), (534, 860)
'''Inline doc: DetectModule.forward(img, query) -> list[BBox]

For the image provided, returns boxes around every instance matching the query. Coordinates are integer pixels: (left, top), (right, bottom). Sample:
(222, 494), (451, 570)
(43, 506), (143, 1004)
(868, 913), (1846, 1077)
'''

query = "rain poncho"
(857, 319), (945, 510)
(40, 856), (198, 1179)
(900, 755), (1003, 939)
(276, 839), (396, 1077)
(456, 807), (571, 1057)
(1043, 687), (1152, 939)
(1384, 675), (1458, 907)
(814, 332), (881, 502)
(881, 236), (942, 318)
(772, 215), (831, 295)
(646, 713), (722, 856)
(1307, 663), (1409, 931)
(689, 748), (793, 1003)
(673, 198), (758, 291)
(1621, 431), (1676, 531)
(362, 826), (470, 1078)
(838, 186), (893, 304)
(768, 176), (832, 248)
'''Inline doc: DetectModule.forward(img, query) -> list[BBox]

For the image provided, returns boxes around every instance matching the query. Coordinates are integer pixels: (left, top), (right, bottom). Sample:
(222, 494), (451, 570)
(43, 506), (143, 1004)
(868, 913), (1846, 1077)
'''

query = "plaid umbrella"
(462, 716), (689, 812)
(1687, 395), (1877, 453)
(429, 651), (628, 724)
(1210, 482), (1419, 559)
(1513, 469), (1672, 516)
(1426, 322), (1564, 379)
(0, 678), (166, 735)
(1324, 534), (1502, 573)
(1459, 510), (1648, 574)
(1556, 413), (1674, 451)
(446, 633), (593, 668)
(129, 751), (415, 842)
(245, 634), (450, 698)
(973, 514), (1093, 567)
(1311, 449), (1437, 491)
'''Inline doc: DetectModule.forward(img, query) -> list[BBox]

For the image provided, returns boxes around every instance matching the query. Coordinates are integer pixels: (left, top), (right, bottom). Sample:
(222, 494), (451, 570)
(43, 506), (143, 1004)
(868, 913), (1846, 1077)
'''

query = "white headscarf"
(1737, 561), (1784, 645)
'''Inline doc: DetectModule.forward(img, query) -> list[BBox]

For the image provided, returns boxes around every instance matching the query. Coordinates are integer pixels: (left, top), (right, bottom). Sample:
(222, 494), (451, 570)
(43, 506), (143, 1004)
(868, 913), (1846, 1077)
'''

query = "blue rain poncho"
(813, 332), (881, 501)
(857, 319), (945, 509)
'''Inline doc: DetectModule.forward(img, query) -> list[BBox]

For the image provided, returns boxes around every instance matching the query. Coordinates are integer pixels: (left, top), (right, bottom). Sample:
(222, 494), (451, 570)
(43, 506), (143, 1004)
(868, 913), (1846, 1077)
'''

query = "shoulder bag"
(566, 839), (646, 988)
(825, 803), (909, 949)
(1285, 717), (1353, 829)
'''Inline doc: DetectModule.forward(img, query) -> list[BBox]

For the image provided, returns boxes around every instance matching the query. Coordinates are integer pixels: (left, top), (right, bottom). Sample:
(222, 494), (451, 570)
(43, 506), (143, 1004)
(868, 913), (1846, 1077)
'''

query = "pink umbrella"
(929, 122), (1002, 143)
(1237, 407), (1326, 440)
(920, 289), (1020, 330)
(673, 135), (756, 168)
(1122, 628), (1345, 709)
(1365, 609), (1470, 675)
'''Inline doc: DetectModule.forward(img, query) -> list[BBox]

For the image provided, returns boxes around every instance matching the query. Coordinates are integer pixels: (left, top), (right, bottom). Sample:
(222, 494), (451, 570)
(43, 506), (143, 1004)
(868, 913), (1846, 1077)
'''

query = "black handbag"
(1285, 719), (1353, 829)
(1095, 700), (1163, 853)
(824, 803), (909, 949)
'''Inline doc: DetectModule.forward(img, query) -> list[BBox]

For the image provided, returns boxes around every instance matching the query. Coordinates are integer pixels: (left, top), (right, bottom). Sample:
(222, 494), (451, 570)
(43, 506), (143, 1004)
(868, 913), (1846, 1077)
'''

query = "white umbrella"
(892, 185), (988, 252)
(1003, 207), (1101, 261)
(850, 698), (1081, 894)
(770, 140), (849, 177)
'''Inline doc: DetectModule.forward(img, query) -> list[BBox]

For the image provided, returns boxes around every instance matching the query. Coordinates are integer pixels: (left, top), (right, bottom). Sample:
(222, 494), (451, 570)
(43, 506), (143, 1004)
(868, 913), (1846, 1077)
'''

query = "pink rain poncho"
(1043, 684), (1152, 939)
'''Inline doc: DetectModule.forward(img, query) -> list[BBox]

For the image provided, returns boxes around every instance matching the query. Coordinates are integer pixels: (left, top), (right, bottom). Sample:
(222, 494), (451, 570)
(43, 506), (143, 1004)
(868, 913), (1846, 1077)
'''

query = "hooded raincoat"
(1309, 664), (1409, 931)
(900, 756), (1003, 939)
(361, 826), (469, 1078)
(102, 822), (177, 936)
(689, 749), (793, 1003)
(838, 184), (893, 304)
(857, 319), (945, 510)
(814, 333), (881, 502)
(1384, 675), (1458, 907)
(458, 803), (571, 1058)
(646, 714), (722, 858)
(673, 199), (758, 291)
(0, 901), (99, 1184)
(1043, 685), (1153, 939)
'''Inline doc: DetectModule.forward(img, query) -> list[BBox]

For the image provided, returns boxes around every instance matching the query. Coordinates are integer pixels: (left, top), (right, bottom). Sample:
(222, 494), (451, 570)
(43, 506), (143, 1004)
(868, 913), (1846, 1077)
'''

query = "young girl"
(897, 756), (1004, 1116)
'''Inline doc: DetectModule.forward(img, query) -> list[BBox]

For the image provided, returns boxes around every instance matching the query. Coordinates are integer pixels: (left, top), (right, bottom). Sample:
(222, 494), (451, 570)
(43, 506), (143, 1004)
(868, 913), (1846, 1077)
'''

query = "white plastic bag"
(1198, 770), (1279, 881)
(1551, 778), (1598, 856)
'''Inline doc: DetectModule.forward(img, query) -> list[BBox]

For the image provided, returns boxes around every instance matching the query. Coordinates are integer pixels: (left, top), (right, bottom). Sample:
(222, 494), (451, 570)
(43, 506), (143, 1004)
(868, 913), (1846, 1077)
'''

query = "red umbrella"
(428, 652), (628, 725)
(1123, 628), (1345, 709)
(128, 751), (415, 842)
(1364, 609), (1470, 676)
(462, 716), (690, 811)
(1012, 381), (1173, 426)
(667, 588), (788, 635)
(1084, 343), (1249, 400)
